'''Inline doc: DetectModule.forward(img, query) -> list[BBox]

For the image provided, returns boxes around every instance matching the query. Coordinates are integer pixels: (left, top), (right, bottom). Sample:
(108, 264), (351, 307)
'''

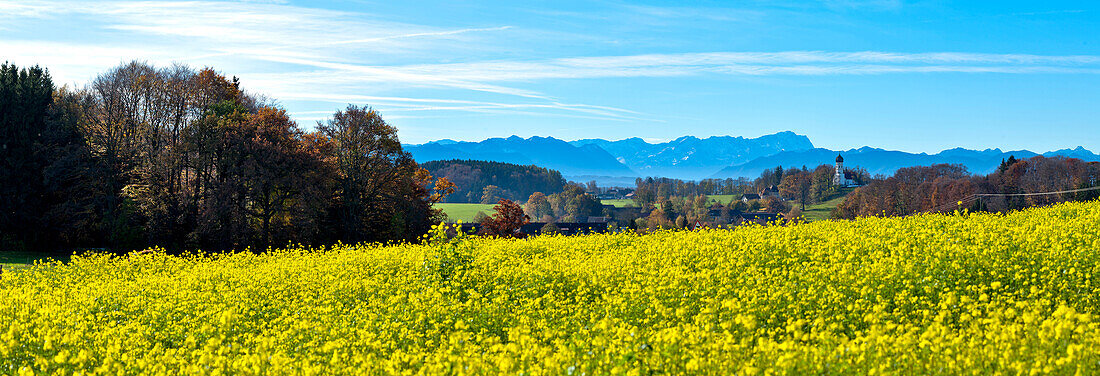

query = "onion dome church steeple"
(833, 153), (846, 186)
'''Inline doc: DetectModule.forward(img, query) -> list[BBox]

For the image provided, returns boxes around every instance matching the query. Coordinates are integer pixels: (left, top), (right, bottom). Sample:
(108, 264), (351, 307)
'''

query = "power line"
(971, 185), (1100, 197)
(921, 185), (1100, 214)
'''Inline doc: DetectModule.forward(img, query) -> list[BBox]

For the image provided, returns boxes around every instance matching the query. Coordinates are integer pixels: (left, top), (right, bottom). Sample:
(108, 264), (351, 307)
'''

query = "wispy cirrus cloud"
(366, 51), (1100, 82)
(234, 50), (1100, 121)
(244, 51), (1100, 92)
(1, 0), (513, 68)
(237, 50), (1100, 119)
(0, 0), (648, 121)
(0, 0), (576, 117)
(5, 0), (1100, 126)
(277, 93), (649, 123)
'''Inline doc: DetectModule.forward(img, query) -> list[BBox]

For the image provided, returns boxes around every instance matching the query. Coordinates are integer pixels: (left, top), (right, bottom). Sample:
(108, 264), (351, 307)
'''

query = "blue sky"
(2, 0), (1099, 152)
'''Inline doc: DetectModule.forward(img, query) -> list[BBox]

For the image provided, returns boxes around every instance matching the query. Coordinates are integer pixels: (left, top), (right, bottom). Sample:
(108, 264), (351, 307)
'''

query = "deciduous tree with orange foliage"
(2, 61), (457, 254)
(479, 199), (529, 238)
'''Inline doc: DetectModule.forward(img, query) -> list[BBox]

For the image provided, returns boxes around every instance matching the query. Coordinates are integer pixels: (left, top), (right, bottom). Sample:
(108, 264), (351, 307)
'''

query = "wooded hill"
(421, 160), (567, 203)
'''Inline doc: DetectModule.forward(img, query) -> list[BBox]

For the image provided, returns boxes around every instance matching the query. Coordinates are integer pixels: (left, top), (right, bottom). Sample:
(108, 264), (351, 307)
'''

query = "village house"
(702, 203), (785, 226)
(759, 185), (781, 200)
(597, 187), (634, 200)
(706, 203), (726, 219)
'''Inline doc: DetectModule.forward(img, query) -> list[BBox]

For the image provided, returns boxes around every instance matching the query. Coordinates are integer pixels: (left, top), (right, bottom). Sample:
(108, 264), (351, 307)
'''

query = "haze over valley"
(406, 132), (1100, 185)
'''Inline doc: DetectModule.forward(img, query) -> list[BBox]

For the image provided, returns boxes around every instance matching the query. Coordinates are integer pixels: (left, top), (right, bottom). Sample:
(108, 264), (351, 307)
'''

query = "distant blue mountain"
(408, 133), (1099, 183)
(571, 131), (814, 180)
(711, 146), (1100, 179)
(406, 132), (814, 181)
(405, 136), (636, 177)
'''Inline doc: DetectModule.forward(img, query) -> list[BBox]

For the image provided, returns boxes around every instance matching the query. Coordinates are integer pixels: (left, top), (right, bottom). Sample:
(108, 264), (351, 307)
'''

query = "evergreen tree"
(0, 63), (54, 250)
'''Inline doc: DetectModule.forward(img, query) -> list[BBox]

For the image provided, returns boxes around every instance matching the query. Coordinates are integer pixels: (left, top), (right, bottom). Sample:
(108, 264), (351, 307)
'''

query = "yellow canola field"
(3, 201), (1100, 375)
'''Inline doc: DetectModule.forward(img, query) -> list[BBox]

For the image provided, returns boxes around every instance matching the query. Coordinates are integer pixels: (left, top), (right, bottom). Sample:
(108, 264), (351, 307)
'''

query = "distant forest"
(1, 62), (454, 254)
(421, 160), (566, 203)
(628, 165), (869, 208)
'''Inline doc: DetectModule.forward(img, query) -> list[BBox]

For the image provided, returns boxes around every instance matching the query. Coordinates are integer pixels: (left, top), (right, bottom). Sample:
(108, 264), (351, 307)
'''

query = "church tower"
(833, 153), (844, 186)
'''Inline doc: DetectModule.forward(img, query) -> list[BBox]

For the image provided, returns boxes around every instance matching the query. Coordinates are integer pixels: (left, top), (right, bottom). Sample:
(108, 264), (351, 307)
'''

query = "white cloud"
(0, 40), (181, 84)
(2, 0), (511, 61)
(370, 51), (1100, 82)
(232, 50), (1100, 117)
(5, 1), (1100, 124)
(273, 93), (648, 122)
(0, 1), (52, 18)
(247, 55), (549, 99)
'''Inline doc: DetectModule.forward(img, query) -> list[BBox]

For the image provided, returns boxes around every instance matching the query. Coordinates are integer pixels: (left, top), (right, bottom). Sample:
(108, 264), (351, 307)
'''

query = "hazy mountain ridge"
(406, 132), (815, 181)
(570, 131), (814, 179)
(404, 135), (636, 177)
(406, 134), (1099, 184)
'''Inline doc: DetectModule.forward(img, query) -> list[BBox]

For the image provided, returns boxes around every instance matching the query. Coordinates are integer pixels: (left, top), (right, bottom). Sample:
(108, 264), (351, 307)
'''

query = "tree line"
(834, 156), (1100, 218)
(630, 164), (859, 212)
(0, 62), (453, 254)
(520, 184), (605, 223)
(420, 159), (566, 203)
(629, 177), (756, 207)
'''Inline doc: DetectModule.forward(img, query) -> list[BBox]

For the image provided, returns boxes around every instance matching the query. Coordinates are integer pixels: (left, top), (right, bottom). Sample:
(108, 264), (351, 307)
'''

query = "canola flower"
(2, 201), (1100, 375)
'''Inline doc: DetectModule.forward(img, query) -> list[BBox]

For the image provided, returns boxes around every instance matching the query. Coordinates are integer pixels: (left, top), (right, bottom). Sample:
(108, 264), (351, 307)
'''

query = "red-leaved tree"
(479, 199), (529, 238)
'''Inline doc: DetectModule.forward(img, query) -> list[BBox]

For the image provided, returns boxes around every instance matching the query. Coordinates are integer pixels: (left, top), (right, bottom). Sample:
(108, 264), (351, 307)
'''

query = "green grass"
(604, 194), (741, 208)
(436, 203), (497, 223)
(704, 195), (739, 205)
(602, 199), (636, 208)
(0, 250), (64, 273)
(801, 188), (855, 222)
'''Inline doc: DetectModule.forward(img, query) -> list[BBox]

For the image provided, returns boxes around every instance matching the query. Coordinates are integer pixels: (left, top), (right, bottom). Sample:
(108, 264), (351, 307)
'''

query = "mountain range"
(404, 136), (634, 177)
(569, 132), (813, 179)
(404, 133), (1100, 185)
